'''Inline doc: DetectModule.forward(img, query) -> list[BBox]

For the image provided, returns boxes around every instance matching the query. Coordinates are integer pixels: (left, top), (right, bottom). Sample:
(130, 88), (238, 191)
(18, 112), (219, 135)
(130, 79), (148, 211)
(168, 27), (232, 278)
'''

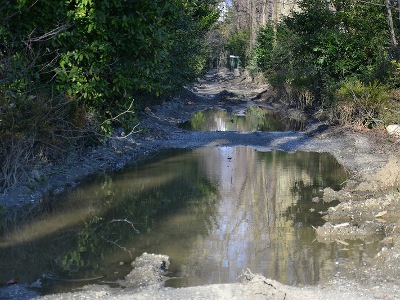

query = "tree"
(252, 0), (392, 106)
(385, 0), (398, 59)
(230, 0), (297, 52)
(0, 0), (219, 191)
(1, 0), (219, 125)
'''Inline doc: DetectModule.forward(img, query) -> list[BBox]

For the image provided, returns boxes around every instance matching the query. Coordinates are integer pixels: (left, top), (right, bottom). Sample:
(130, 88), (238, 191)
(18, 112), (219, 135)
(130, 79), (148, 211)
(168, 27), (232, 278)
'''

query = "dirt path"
(1, 69), (400, 299)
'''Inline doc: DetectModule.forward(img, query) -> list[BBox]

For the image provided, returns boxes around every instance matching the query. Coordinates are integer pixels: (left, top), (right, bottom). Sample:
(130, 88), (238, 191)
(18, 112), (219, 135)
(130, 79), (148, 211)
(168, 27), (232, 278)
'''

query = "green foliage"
(252, 24), (275, 73)
(0, 0), (219, 192)
(1, 0), (218, 121)
(331, 80), (390, 126)
(53, 0), (218, 123)
(250, 0), (393, 111)
(251, 24), (293, 85)
(226, 29), (250, 66)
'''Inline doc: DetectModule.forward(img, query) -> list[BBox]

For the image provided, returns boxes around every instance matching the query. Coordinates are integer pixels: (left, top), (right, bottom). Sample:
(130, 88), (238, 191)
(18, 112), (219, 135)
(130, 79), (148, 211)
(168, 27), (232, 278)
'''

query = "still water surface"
(179, 106), (305, 132)
(0, 147), (379, 295)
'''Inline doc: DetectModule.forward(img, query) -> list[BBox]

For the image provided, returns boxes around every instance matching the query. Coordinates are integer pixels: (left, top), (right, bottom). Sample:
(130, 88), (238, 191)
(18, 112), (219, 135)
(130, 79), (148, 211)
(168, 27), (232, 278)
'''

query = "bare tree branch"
(26, 24), (72, 43)
(109, 218), (140, 234)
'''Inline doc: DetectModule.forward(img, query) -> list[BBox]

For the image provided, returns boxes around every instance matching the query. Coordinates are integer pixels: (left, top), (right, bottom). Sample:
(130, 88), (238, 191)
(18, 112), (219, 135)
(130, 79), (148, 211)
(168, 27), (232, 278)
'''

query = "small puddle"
(0, 147), (381, 295)
(179, 106), (305, 132)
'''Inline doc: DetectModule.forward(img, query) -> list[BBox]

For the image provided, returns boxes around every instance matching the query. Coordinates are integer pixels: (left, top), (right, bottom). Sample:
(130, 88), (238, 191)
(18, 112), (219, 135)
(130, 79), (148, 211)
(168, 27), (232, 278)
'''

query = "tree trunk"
(249, 0), (255, 50)
(398, 0), (400, 30)
(273, 0), (278, 46)
(261, 0), (268, 26)
(386, 0), (399, 59)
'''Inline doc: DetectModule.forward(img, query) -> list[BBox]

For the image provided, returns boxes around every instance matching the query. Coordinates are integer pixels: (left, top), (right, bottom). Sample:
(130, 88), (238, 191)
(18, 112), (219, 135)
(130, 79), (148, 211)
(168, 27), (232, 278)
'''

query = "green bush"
(226, 29), (250, 66)
(331, 80), (390, 127)
(1, 0), (218, 133)
(252, 25), (275, 73)
(0, 0), (219, 193)
(248, 0), (391, 111)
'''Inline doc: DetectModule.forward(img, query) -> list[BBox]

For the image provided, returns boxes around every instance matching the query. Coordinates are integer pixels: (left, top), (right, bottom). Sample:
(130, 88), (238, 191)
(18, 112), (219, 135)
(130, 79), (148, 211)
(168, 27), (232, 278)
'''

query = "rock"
(374, 210), (387, 218)
(323, 187), (351, 202)
(323, 187), (339, 202)
(380, 236), (394, 248)
(312, 196), (320, 203)
(29, 279), (42, 288)
(119, 253), (170, 288)
(205, 73), (216, 81)
(315, 221), (379, 239)
(372, 155), (400, 188)
(386, 124), (400, 137)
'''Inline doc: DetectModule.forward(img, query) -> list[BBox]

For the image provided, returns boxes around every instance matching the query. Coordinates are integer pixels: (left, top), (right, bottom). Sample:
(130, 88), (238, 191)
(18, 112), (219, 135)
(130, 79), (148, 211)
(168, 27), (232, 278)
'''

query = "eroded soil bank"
(1, 70), (400, 299)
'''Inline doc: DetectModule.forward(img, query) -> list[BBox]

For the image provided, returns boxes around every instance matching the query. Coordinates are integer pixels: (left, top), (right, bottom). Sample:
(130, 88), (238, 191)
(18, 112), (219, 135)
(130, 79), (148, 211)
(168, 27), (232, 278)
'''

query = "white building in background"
(218, 1), (228, 22)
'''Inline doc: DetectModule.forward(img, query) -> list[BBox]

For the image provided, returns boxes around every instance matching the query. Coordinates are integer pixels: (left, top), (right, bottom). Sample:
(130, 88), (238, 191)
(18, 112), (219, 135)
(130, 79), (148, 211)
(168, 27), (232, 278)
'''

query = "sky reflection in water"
(0, 147), (381, 295)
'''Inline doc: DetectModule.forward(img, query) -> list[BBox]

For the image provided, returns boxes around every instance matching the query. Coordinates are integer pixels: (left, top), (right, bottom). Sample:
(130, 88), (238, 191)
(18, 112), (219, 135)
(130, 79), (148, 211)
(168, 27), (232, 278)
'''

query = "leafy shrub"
(226, 29), (250, 66)
(0, 0), (218, 193)
(252, 24), (275, 73)
(248, 0), (391, 111)
(330, 80), (390, 127)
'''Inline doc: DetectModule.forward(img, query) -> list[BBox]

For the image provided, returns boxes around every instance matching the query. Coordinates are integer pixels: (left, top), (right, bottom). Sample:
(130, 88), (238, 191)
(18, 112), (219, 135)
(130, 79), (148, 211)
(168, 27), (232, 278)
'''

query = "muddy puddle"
(179, 106), (305, 132)
(0, 147), (381, 295)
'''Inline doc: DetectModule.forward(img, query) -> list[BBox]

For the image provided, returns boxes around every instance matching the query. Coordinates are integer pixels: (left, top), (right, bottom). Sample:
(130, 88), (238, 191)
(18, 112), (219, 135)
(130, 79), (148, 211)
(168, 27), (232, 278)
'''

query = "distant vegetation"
(218, 0), (400, 126)
(251, 0), (400, 126)
(0, 0), (218, 192)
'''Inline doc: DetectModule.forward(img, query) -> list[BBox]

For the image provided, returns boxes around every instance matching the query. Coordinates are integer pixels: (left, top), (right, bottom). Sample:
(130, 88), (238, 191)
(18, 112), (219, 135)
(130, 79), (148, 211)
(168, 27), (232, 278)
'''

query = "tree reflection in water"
(171, 147), (348, 287)
(178, 107), (305, 132)
(0, 147), (381, 295)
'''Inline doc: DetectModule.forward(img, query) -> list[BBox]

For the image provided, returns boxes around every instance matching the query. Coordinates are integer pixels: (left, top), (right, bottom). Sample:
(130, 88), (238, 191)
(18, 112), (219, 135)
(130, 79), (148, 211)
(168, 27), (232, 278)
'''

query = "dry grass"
(0, 135), (35, 192)
(0, 92), (98, 193)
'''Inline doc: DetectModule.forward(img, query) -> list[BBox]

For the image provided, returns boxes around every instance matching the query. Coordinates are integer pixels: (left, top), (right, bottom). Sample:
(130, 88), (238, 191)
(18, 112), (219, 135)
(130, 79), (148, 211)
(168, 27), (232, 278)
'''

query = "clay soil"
(1, 69), (400, 299)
